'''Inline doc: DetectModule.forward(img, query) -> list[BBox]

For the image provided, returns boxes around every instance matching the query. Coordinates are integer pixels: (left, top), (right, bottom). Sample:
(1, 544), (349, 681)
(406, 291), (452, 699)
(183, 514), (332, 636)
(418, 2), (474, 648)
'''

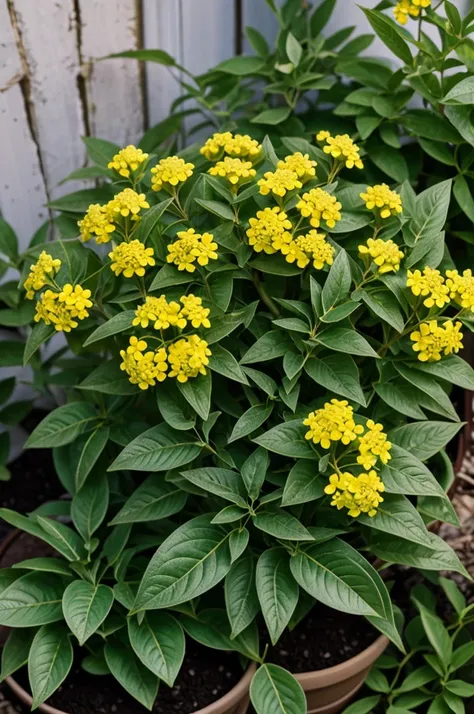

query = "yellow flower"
(293, 231), (334, 270)
(296, 188), (342, 229)
(78, 203), (117, 244)
(200, 132), (234, 161)
(33, 284), (92, 332)
(246, 207), (292, 255)
(277, 153), (317, 183)
(360, 184), (403, 219)
(223, 134), (262, 162)
(167, 228), (218, 273)
(446, 269), (474, 313)
(357, 420), (392, 470)
(278, 239), (309, 269)
(168, 335), (212, 382)
(107, 145), (148, 178)
(108, 188), (150, 218)
(179, 294), (211, 328)
(303, 399), (364, 449)
(133, 295), (187, 330)
(258, 168), (302, 197)
(150, 156), (194, 192)
(394, 0), (430, 24)
(358, 238), (404, 274)
(317, 131), (363, 169)
(406, 267), (450, 308)
(24, 251), (61, 299)
(109, 240), (155, 278)
(208, 157), (256, 188)
(410, 319), (463, 362)
(325, 470), (385, 518)
(120, 337), (168, 390)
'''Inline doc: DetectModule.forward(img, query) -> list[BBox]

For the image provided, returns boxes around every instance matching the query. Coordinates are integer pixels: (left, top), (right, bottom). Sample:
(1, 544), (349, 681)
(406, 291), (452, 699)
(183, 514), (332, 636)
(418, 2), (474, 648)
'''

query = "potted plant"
(0, 129), (472, 714)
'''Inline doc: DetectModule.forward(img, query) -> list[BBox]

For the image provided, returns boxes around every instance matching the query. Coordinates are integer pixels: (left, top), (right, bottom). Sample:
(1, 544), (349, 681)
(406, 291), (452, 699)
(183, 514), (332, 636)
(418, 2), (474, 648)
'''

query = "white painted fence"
(0, 0), (470, 249)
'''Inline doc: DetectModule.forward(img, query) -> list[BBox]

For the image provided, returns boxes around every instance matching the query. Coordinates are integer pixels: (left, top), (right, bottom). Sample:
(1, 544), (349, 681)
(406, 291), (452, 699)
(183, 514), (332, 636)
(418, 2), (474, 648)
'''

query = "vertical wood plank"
(0, 0), (48, 248)
(80, 0), (144, 146)
(10, 0), (86, 197)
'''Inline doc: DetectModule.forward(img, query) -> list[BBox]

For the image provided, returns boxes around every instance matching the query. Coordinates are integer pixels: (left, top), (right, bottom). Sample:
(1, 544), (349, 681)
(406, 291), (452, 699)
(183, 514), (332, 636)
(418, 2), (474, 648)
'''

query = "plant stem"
(251, 270), (280, 318)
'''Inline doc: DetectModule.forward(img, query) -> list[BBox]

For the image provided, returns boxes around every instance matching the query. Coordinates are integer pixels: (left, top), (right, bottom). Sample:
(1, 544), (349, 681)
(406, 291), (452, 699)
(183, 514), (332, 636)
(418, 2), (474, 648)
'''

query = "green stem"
(251, 270), (280, 318)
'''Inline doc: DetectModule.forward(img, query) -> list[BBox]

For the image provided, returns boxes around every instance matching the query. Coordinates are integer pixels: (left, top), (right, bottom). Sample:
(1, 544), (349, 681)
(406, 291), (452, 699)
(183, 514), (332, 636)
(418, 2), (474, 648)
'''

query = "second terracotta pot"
(294, 634), (388, 714)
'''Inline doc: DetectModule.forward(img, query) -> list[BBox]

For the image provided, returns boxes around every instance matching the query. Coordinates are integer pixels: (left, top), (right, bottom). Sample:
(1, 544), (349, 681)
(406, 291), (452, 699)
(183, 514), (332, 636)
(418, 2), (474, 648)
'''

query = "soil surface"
(14, 643), (243, 714)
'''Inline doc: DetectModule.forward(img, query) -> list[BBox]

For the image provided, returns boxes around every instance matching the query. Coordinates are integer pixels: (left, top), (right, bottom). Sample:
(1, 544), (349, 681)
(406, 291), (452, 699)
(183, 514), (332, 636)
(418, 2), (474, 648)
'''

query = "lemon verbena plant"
(1, 130), (473, 713)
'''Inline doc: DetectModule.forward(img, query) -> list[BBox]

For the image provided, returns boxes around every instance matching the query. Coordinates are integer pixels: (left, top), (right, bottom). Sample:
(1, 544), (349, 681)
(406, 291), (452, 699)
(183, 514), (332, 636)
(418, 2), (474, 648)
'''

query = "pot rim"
(294, 634), (388, 690)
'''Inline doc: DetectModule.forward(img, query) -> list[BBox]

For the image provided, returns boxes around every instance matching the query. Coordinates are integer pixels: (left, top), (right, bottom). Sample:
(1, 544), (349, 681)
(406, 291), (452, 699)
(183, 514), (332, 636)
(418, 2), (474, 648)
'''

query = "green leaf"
(443, 76), (474, 105)
(211, 505), (247, 524)
(47, 186), (115, 213)
(282, 460), (324, 506)
(156, 380), (196, 431)
(450, 642), (474, 671)
(446, 681), (474, 698)
(128, 612), (185, 686)
(411, 355), (474, 391)
(37, 517), (87, 562)
(149, 263), (193, 291)
(136, 197), (174, 239)
(381, 445), (450, 497)
(79, 359), (139, 395)
(246, 26), (270, 56)
(369, 531), (468, 577)
(110, 475), (186, 525)
(109, 423), (202, 472)
(62, 581), (114, 645)
(0, 628), (35, 680)
(405, 179), (452, 246)
(0, 572), (64, 626)
(251, 107), (292, 125)
(195, 198), (235, 221)
(419, 138), (456, 166)
(341, 696), (382, 714)
(104, 643), (158, 710)
(83, 311), (134, 346)
(0, 341), (28, 368)
(359, 494), (433, 547)
(0, 217), (18, 261)
(256, 548), (298, 645)
(208, 344), (249, 385)
(107, 48), (176, 65)
(402, 111), (461, 144)
(250, 664), (306, 714)
(253, 510), (314, 541)
(394, 363), (459, 422)
(29, 624), (73, 708)
(177, 371), (211, 420)
(322, 249), (352, 313)
(133, 515), (234, 612)
(365, 668), (390, 693)
(445, 104), (474, 147)
(305, 354), (366, 406)
(26, 403), (98, 448)
(0, 376), (15, 405)
(75, 427), (110, 491)
(361, 8), (413, 65)
(286, 32), (302, 67)
(389, 421), (463, 461)
(454, 174), (474, 223)
(241, 331), (293, 365)
(11, 558), (72, 577)
(375, 383), (426, 420)
(254, 419), (313, 459)
(82, 136), (120, 166)
(439, 577), (466, 617)
(290, 538), (391, 618)
(225, 554), (260, 638)
(395, 664), (438, 693)
(241, 447), (269, 500)
(362, 289), (404, 332)
(316, 327), (379, 358)
(413, 598), (452, 670)
(71, 470), (109, 541)
(217, 55), (266, 75)
(179, 467), (247, 507)
(0, 301), (35, 327)
(228, 404), (274, 443)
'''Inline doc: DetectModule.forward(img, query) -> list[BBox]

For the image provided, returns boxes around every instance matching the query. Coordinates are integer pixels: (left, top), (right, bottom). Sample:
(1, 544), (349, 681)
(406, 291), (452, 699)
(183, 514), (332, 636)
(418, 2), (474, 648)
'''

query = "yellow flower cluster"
(258, 168), (303, 198)
(410, 320), (464, 362)
(246, 207), (292, 255)
(296, 188), (342, 229)
(78, 189), (149, 243)
(316, 131), (363, 169)
(108, 145), (149, 178)
(277, 152), (317, 182)
(360, 184), (403, 219)
(304, 399), (364, 449)
(167, 228), (218, 273)
(357, 420), (392, 470)
(34, 284), (93, 332)
(359, 238), (404, 274)
(446, 269), (474, 313)
(325, 471), (385, 518)
(133, 294), (210, 331)
(24, 251), (61, 299)
(406, 267), (450, 309)
(280, 231), (334, 270)
(394, 0), (431, 24)
(200, 132), (261, 162)
(208, 157), (256, 188)
(150, 156), (194, 192)
(120, 333), (212, 389)
(109, 240), (155, 278)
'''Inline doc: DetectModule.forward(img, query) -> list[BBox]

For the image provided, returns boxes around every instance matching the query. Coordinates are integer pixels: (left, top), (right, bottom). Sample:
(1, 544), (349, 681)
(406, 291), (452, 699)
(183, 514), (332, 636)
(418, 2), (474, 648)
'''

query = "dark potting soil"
(14, 642), (243, 714)
(266, 602), (379, 673)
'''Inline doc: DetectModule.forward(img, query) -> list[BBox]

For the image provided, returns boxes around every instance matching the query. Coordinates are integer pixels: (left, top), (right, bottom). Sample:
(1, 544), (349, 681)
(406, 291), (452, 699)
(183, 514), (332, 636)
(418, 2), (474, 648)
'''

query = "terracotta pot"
(293, 634), (388, 714)
(5, 668), (253, 714)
